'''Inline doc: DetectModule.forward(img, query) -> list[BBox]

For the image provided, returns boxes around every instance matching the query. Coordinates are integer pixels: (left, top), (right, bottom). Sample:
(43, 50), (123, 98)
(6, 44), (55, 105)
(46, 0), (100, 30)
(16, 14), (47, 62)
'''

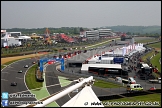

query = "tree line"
(2, 26), (161, 36)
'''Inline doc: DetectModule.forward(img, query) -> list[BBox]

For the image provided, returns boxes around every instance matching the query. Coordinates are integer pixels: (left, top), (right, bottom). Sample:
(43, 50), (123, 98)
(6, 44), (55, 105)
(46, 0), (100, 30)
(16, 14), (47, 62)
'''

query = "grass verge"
(1, 65), (5, 69)
(87, 38), (120, 48)
(103, 93), (161, 107)
(58, 76), (72, 87)
(150, 52), (161, 72)
(135, 39), (157, 43)
(25, 64), (43, 90)
(141, 50), (155, 63)
(94, 79), (122, 88)
(148, 42), (161, 49)
(1, 58), (27, 70)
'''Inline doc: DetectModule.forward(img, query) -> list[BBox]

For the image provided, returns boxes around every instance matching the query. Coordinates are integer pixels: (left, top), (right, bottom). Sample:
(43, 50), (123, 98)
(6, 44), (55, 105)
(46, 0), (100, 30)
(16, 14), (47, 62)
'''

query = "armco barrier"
(98, 89), (161, 101)
(1, 49), (51, 58)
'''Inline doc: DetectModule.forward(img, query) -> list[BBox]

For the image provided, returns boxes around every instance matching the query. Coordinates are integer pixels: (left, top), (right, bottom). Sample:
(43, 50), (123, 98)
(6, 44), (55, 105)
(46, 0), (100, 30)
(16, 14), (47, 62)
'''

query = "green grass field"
(148, 42), (161, 49)
(135, 39), (157, 43)
(141, 42), (161, 78)
(1, 65), (5, 69)
(25, 64), (43, 90)
(58, 76), (72, 87)
(103, 93), (161, 107)
(150, 52), (161, 72)
(94, 79), (122, 88)
(141, 50), (155, 63)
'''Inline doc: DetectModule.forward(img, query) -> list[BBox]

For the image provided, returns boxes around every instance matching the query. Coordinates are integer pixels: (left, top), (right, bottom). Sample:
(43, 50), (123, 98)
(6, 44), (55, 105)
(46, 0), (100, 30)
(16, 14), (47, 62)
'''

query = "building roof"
(81, 64), (122, 71)
(62, 86), (104, 107)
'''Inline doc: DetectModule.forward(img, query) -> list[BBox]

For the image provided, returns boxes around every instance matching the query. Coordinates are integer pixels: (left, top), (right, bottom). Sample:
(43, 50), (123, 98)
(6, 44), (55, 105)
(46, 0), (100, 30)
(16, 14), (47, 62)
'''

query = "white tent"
(135, 46), (146, 53)
(62, 86), (104, 107)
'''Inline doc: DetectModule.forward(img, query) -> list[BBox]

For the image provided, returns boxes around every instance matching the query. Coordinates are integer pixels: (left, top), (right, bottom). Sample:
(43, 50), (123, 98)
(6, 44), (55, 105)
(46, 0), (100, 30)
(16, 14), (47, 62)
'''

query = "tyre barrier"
(36, 77), (44, 82)
(35, 67), (44, 82)
(98, 89), (161, 101)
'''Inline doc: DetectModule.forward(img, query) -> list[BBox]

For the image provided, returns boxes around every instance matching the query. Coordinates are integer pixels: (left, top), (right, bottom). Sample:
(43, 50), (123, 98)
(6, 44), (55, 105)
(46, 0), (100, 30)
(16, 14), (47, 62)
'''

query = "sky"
(1, 1), (161, 29)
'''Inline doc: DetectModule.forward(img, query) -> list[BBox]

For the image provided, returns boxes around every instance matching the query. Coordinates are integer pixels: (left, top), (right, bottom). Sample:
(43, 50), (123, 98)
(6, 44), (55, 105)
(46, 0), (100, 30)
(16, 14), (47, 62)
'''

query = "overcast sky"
(1, 1), (161, 29)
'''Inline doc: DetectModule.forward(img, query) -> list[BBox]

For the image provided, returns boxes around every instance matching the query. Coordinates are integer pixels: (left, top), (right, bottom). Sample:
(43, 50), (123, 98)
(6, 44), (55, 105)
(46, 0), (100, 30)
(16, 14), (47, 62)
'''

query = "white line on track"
(68, 94), (71, 99)
(16, 77), (24, 79)
(1, 79), (8, 81)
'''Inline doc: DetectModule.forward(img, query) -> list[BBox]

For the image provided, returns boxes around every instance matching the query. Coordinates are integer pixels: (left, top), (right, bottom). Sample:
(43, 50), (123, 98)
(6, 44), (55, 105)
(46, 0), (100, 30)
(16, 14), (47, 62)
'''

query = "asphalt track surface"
(1, 37), (161, 107)
(45, 38), (161, 106)
(1, 58), (36, 107)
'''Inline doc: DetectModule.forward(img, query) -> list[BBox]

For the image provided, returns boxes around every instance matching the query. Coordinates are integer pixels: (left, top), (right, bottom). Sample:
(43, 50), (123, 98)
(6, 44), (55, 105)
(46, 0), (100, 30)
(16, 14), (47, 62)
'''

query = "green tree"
(126, 32), (131, 35)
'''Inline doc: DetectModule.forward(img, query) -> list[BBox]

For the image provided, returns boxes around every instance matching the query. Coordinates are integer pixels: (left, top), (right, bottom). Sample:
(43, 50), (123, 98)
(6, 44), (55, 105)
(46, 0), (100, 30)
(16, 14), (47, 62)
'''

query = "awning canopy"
(62, 86), (104, 107)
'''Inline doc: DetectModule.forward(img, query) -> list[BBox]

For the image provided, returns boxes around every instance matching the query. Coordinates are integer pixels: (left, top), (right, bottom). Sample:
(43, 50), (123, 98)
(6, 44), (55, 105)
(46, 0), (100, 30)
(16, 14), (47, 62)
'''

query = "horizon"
(2, 25), (161, 30)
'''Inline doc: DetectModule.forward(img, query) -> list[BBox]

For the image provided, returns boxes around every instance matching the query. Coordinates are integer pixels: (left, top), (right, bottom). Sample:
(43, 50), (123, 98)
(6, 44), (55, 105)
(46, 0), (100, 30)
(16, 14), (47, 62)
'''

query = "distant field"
(142, 50), (155, 62)
(135, 39), (157, 43)
(148, 42), (161, 49)
(147, 42), (161, 72)
(151, 52), (161, 72)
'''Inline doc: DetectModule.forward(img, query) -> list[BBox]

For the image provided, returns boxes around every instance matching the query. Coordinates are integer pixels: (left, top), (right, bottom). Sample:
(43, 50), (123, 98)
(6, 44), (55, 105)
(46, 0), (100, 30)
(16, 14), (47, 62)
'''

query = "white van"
(128, 77), (136, 84)
(126, 84), (143, 93)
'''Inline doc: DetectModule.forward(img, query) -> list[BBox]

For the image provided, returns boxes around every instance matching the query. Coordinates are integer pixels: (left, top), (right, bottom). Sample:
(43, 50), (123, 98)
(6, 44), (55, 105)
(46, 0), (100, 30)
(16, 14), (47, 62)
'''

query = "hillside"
(101, 25), (161, 34)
